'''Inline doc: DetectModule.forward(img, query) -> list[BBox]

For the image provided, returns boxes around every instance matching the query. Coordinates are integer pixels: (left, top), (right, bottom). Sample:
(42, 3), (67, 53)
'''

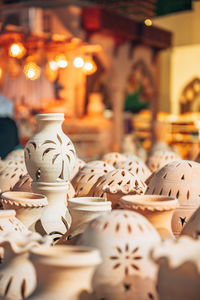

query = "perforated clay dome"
(72, 160), (115, 197)
(146, 160), (200, 236)
(70, 158), (86, 180)
(102, 152), (127, 167)
(0, 166), (27, 192)
(77, 209), (160, 300)
(146, 150), (181, 173)
(116, 159), (151, 182)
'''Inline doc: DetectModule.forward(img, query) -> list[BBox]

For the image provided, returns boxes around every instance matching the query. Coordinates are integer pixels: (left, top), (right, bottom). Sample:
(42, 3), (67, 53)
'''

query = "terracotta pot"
(1, 191), (48, 231)
(146, 160), (200, 237)
(28, 245), (101, 300)
(59, 197), (112, 244)
(0, 231), (50, 300)
(78, 210), (160, 300)
(151, 236), (200, 300)
(146, 150), (180, 173)
(115, 159), (151, 182)
(120, 195), (178, 239)
(102, 152), (127, 167)
(0, 210), (28, 234)
(24, 113), (76, 182)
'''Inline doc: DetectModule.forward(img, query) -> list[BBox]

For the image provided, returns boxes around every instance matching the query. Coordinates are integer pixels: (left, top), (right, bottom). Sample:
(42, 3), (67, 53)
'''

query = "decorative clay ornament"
(0, 210), (28, 234)
(115, 159), (151, 182)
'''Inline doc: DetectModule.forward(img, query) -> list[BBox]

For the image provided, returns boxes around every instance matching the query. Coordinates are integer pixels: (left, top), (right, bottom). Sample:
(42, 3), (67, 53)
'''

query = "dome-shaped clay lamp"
(120, 195), (178, 239)
(77, 210), (161, 300)
(59, 197), (112, 244)
(102, 152), (127, 167)
(0, 166), (27, 193)
(146, 150), (181, 173)
(0, 210), (28, 233)
(1, 191), (48, 231)
(146, 160), (200, 237)
(151, 236), (200, 300)
(72, 160), (115, 197)
(24, 113), (76, 182)
(5, 149), (25, 161)
(123, 153), (144, 163)
(28, 245), (101, 300)
(90, 169), (146, 209)
(5, 158), (26, 171)
(116, 159), (151, 182)
(181, 206), (200, 239)
(0, 231), (50, 300)
(70, 158), (86, 180)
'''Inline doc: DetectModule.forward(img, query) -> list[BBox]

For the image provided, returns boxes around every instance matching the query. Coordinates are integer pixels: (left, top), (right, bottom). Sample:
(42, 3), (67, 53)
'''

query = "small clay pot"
(120, 195), (178, 239)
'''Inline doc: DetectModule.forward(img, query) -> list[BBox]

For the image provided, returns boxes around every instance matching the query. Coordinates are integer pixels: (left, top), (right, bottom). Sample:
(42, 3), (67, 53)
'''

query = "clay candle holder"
(146, 150), (181, 172)
(120, 195), (178, 239)
(0, 166), (27, 193)
(115, 159), (151, 182)
(181, 206), (200, 239)
(102, 152), (127, 166)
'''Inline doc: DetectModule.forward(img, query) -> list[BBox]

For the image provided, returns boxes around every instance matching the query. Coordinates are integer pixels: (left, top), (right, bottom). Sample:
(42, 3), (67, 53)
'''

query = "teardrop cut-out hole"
(181, 174), (185, 180)
(4, 277), (13, 296)
(159, 188), (163, 195)
(176, 190), (180, 199)
(21, 279), (26, 299)
(187, 190), (190, 200)
(121, 171), (125, 176)
(168, 189), (171, 196)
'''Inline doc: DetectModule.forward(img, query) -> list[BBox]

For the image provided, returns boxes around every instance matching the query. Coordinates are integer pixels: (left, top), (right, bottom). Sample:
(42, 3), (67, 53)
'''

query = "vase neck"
(37, 120), (63, 132)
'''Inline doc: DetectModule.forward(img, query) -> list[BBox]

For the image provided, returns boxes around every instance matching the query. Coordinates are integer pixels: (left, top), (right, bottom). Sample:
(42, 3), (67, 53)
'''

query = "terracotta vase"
(146, 160), (200, 237)
(28, 245), (101, 300)
(151, 236), (200, 300)
(1, 191), (48, 231)
(0, 210), (28, 234)
(0, 231), (50, 300)
(115, 159), (151, 182)
(59, 197), (112, 244)
(78, 210), (161, 300)
(120, 195), (178, 239)
(102, 152), (127, 167)
(181, 206), (200, 239)
(146, 150), (181, 173)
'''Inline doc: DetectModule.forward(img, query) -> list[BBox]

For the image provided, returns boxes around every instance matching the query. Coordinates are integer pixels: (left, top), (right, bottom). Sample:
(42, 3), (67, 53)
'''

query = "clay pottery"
(24, 113), (76, 182)
(72, 160), (115, 197)
(77, 210), (161, 300)
(151, 236), (200, 300)
(28, 245), (101, 300)
(146, 160), (200, 236)
(70, 158), (86, 180)
(1, 191), (48, 231)
(0, 210), (28, 234)
(123, 153), (144, 163)
(120, 195), (178, 239)
(0, 231), (50, 300)
(59, 197), (112, 244)
(102, 152), (127, 167)
(5, 149), (25, 162)
(0, 166), (27, 193)
(146, 150), (181, 172)
(181, 206), (200, 239)
(90, 169), (146, 209)
(11, 174), (32, 192)
(115, 159), (151, 182)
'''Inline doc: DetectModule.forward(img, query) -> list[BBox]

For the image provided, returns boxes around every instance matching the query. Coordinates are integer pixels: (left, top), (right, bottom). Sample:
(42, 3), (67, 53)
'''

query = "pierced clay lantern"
(78, 210), (160, 300)
(0, 166), (27, 192)
(102, 152), (127, 167)
(146, 160), (200, 236)
(116, 159), (151, 182)
(181, 206), (200, 239)
(146, 150), (181, 173)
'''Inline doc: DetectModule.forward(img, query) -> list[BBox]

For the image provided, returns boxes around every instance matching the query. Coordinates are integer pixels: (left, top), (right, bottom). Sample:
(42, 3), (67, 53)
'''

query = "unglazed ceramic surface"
(70, 158), (86, 180)
(120, 195), (178, 239)
(5, 149), (25, 162)
(151, 236), (200, 300)
(24, 113), (76, 182)
(12, 174), (32, 192)
(77, 210), (160, 300)
(28, 245), (101, 300)
(115, 159), (151, 182)
(181, 206), (200, 239)
(146, 150), (180, 173)
(146, 160), (200, 236)
(102, 152), (127, 167)
(0, 166), (27, 192)
(0, 210), (28, 234)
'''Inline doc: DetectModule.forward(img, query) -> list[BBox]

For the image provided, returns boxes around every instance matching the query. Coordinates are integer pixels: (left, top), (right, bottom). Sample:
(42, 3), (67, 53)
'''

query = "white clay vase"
(0, 210), (28, 234)
(59, 197), (112, 244)
(0, 231), (50, 300)
(120, 195), (178, 240)
(24, 113), (76, 183)
(1, 191), (48, 231)
(28, 245), (101, 300)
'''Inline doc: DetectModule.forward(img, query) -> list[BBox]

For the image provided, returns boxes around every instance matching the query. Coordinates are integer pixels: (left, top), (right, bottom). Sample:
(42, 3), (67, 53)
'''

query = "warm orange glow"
(144, 19), (152, 26)
(49, 60), (58, 71)
(83, 57), (97, 75)
(55, 54), (68, 68)
(24, 62), (41, 80)
(9, 42), (26, 59)
(0, 67), (2, 79)
(73, 56), (84, 68)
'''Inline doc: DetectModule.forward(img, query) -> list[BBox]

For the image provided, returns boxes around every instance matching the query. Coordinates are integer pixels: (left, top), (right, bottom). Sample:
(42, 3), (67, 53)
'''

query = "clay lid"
(121, 195), (178, 211)
(102, 152), (127, 166)
(90, 169), (146, 198)
(0, 166), (27, 192)
(1, 191), (48, 208)
(147, 150), (181, 172)
(116, 159), (151, 182)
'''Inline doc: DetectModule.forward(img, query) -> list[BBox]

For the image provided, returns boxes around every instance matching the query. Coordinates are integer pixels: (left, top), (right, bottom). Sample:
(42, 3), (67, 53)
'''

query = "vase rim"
(68, 197), (110, 206)
(30, 245), (102, 267)
(1, 191), (48, 208)
(36, 113), (64, 122)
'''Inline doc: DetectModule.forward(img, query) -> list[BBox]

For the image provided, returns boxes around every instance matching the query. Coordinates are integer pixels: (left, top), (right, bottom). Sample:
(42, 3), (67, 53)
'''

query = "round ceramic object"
(0, 166), (27, 193)
(70, 158), (86, 180)
(120, 195), (178, 239)
(28, 245), (101, 300)
(1, 191), (48, 231)
(115, 159), (151, 182)
(90, 169), (146, 208)
(5, 149), (25, 161)
(102, 152), (127, 167)
(24, 113), (76, 182)
(151, 236), (200, 300)
(146, 160), (200, 236)
(0, 231), (50, 300)
(123, 153), (144, 163)
(0, 210), (28, 233)
(146, 150), (181, 173)
(72, 160), (115, 197)
(78, 210), (161, 300)
(59, 197), (112, 243)
(181, 206), (200, 239)
(12, 174), (32, 192)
